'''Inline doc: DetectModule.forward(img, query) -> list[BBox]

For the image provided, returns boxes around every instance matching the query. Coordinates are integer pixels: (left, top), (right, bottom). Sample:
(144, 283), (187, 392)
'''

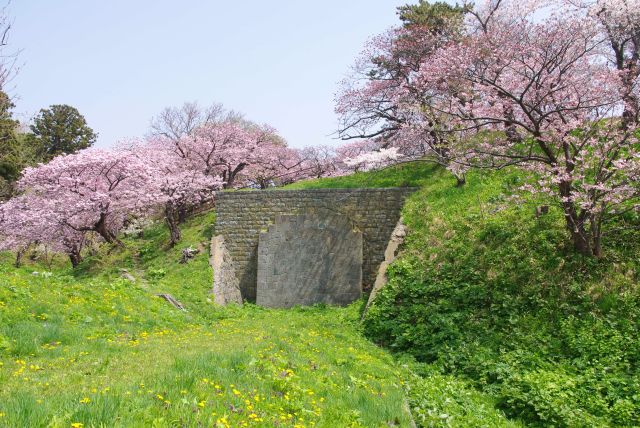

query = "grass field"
(0, 212), (412, 427)
(3, 161), (636, 427)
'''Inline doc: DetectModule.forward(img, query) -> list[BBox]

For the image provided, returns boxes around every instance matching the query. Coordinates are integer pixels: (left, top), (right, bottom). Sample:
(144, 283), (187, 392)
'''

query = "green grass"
(290, 163), (640, 426)
(284, 162), (442, 189)
(360, 167), (640, 427)
(3, 160), (639, 427)
(0, 212), (412, 427)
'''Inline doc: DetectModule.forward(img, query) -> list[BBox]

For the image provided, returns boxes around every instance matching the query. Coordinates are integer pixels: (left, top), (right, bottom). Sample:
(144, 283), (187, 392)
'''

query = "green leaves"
(30, 104), (97, 161)
(363, 167), (640, 426)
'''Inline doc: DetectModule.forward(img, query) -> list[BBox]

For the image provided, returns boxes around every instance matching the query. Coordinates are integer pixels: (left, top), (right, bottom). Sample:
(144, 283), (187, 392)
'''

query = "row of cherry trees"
(336, 0), (640, 257)
(0, 113), (373, 267)
(3, 0), (637, 263)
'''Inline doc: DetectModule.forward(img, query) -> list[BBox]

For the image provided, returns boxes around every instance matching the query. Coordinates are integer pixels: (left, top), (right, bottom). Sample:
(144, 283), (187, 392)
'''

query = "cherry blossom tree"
(241, 144), (307, 188)
(0, 194), (87, 267)
(149, 101), (244, 142)
(17, 148), (157, 247)
(335, 140), (384, 173)
(584, 0), (640, 129)
(137, 139), (223, 246)
(411, 0), (640, 256)
(299, 146), (339, 179)
(343, 147), (403, 172)
(180, 122), (284, 189)
(335, 3), (470, 185)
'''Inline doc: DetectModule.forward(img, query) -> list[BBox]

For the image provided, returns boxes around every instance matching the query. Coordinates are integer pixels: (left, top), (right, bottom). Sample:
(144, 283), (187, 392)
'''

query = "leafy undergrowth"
(0, 213), (411, 427)
(351, 166), (640, 427)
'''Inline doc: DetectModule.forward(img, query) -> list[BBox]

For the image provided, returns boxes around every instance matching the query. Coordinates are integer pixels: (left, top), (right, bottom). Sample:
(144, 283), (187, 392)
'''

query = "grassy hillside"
(291, 163), (640, 427)
(0, 213), (412, 427)
(2, 162), (638, 427)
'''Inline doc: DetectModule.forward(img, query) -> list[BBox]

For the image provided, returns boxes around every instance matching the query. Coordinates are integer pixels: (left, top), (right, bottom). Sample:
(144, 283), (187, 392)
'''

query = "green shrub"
(364, 167), (640, 427)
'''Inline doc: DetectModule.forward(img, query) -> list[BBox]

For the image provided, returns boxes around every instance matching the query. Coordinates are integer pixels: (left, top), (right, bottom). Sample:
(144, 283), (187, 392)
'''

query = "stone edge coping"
(215, 187), (419, 198)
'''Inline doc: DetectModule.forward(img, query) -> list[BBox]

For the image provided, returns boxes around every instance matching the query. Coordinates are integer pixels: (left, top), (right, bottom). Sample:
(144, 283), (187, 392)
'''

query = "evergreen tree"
(0, 91), (20, 189)
(31, 104), (97, 160)
(396, 1), (465, 30)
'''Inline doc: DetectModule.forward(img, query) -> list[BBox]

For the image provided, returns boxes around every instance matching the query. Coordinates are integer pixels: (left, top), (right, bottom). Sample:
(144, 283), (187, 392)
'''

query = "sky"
(8, 1), (408, 149)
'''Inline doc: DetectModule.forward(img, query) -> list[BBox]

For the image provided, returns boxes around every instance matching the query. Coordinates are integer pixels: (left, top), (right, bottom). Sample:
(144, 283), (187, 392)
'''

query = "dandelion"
(71, 423), (84, 428)
(197, 400), (206, 408)
(0, 412), (5, 418)
(216, 416), (230, 428)
(79, 397), (91, 404)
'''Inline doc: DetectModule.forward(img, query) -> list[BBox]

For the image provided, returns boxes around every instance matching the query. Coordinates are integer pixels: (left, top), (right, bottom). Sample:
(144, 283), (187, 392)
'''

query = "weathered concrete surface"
(210, 235), (243, 305)
(214, 187), (415, 302)
(257, 212), (362, 308)
(364, 218), (407, 314)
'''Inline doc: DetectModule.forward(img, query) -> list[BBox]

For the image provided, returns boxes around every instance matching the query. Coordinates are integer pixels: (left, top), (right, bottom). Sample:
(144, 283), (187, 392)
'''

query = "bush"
(364, 168), (640, 426)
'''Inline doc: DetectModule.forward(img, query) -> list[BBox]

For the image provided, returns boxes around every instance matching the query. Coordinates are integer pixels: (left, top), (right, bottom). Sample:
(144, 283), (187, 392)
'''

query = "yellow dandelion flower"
(71, 423), (84, 428)
(79, 397), (91, 404)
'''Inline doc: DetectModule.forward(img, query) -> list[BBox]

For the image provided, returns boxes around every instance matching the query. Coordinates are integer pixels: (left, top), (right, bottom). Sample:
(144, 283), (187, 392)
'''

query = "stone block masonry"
(214, 187), (416, 303)
(257, 212), (363, 308)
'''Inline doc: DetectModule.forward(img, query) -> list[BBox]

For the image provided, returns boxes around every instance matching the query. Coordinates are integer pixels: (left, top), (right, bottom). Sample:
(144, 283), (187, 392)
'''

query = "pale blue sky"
(9, 1), (407, 148)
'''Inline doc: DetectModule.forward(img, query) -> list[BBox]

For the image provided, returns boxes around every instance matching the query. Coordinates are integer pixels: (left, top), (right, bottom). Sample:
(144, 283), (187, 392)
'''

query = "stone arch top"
(213, 187), (417, 303)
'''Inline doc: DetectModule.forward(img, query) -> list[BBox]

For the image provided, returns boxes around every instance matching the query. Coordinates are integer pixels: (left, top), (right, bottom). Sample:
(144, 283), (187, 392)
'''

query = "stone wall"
(256, 212), (363, 308)
(214, 187), (416, 302)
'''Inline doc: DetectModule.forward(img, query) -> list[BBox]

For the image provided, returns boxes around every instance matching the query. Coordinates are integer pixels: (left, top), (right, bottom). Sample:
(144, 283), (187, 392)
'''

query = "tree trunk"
(14, 244), (31, 268)
(560, 196), (592, 256)
(223, 163), (248, 189)
(619, 56), (639, 130)
(590, 215), (603, 259)
(455, 174), (466, 187)
(95, 213), (123, 246)
(569, 225), (592, 256)
(165, 203), (181, 247)
(177, 206), (189, 223)
(224, 172), (236, 189)
(559, 181), (593, 256)
(68, 248), (82, 268)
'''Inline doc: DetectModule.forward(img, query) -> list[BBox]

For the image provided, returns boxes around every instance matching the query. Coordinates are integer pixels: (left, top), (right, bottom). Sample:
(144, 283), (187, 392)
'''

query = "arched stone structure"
(211, 187), (416, 305)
